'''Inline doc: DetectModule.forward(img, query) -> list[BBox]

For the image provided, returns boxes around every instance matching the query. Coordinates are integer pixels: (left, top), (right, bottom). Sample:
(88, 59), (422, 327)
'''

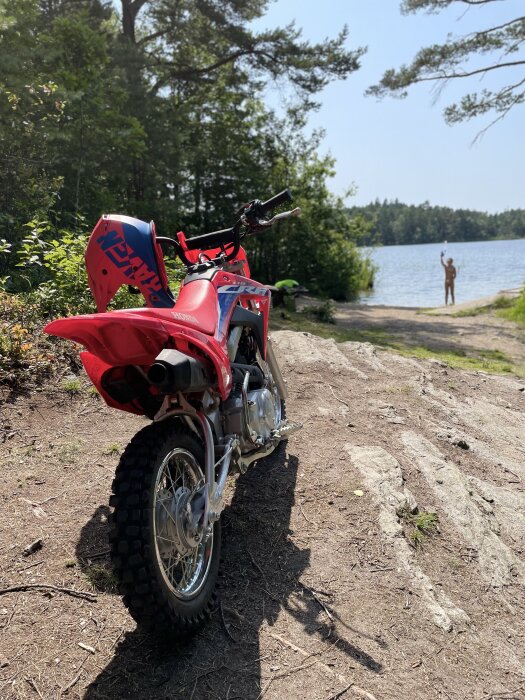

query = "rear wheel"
(109, 420), (220, 638)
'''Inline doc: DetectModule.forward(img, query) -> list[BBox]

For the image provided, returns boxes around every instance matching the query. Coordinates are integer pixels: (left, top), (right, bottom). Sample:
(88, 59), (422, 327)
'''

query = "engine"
(246, 387), (278, 442)
(222, 373), (280, 452)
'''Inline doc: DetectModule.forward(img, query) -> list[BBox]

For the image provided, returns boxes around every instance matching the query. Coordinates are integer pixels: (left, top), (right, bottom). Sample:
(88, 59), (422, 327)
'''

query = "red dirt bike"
(46, 190), (302, 637)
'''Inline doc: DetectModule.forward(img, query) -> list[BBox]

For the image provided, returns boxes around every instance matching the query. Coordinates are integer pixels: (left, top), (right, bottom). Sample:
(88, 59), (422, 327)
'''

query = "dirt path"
(1, 331), (525, 699)
(331, 298), (525, 363)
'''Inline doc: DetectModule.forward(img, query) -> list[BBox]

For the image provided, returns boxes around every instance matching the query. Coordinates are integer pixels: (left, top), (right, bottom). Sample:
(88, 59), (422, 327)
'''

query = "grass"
(270, 309), (525, 378)
(300, 300), (337, 324)
(498, 289), (525, 326)
(55, 439), (83, 464)
(270, 309), (393, 345)
(450, 295), (516, 318)
(397, 503), (440, 547)
(84, 564), (118, 593)
(104, 442), (122, 456)
(390, 344), (521, 377)
(61, 377), (83, 394)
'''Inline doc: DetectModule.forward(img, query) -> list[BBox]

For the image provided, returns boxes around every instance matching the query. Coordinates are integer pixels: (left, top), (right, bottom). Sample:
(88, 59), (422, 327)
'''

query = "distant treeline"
(348, 201), (525, 246)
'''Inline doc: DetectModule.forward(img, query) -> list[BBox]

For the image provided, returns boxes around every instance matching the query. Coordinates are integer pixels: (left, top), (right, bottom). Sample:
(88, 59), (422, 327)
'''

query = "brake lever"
(266, 207), (301, 225)
(241, 207), (301, 233)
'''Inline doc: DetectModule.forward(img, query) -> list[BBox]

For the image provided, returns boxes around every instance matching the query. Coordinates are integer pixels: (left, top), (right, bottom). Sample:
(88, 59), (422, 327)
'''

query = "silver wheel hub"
(156, 486), (204, 557)
(153, 448), (212, 600)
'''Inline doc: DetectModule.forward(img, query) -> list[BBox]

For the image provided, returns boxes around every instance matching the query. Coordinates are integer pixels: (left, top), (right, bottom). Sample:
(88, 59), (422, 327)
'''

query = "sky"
(253, 0), (525, 213)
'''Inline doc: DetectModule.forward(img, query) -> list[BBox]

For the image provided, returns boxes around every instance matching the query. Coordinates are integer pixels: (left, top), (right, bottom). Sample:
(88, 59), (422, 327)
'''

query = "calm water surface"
(359, 239), (525, 308)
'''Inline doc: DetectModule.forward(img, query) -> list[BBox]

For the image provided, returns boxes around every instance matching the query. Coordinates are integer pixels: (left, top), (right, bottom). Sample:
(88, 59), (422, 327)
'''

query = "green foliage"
(40, 231), (92, 315)
(451, 295), (516, 318)
(61, 377), (83, 394)
(397, 503), (440, 546)
(357, 254), (376, 291)
(0, 0), (370, 307)
(84, 564), (117, 592)
(0, 238), (13, 290)
(104, 442), (123, 456)
(499, 286), (525, 326)
(3, 216), (94, 314)
(244, 129), (377, 299)
(301, 300), (337, 324)
(0, 291), (59, 384)
(367, 1), (525, 126)
(349, 200), (525, 246)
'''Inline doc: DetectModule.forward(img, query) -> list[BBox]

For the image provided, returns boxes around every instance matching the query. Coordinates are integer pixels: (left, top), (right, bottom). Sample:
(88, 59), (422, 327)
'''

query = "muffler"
(148, 349), (210, 393)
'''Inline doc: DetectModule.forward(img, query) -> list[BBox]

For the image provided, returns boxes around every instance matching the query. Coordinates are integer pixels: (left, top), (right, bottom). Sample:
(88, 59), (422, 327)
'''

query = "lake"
(359, 238), (525, 308)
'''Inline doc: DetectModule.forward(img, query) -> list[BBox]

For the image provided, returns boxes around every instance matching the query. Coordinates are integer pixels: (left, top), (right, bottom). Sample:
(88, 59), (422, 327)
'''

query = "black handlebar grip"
(260, 189), (293, 214)
(184, 227), (234, 251)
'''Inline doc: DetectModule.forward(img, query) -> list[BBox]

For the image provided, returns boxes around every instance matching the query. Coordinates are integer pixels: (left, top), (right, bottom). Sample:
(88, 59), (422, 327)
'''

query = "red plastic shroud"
(45, 218), (270, 415)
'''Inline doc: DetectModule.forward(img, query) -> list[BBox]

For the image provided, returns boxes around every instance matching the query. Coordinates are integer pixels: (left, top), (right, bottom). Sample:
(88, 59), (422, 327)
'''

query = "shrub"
(357, 252), (377, 292)
(397, 503), (440, 547)
(500, 286), (525, 326)
(301, 300), (336, 324)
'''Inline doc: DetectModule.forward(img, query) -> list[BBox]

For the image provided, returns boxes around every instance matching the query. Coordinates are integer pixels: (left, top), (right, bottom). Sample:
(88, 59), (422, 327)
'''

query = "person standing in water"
(440, 252), (457, 305)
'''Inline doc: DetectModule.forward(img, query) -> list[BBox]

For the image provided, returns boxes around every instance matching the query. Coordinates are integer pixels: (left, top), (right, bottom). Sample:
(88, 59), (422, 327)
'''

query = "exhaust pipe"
(265, 338), (288, 401)
(148, 349), (211, 393)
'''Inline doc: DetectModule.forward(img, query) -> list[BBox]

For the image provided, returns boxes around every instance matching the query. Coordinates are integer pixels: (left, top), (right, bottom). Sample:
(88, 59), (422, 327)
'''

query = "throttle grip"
(260, 189), (293, 214)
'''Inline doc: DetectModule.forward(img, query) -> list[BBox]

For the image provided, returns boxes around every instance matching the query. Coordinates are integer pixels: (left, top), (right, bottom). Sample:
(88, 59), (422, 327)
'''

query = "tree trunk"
(121, 0), (149, 44)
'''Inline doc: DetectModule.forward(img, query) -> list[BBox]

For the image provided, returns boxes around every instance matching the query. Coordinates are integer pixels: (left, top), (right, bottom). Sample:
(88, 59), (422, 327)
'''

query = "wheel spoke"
(165, 550), (174, 576)
(166, 553), (181, 581)
(153, 447), (212, 599)
(157, 534), (176, 546)
(180, 553), (191, 588)
(164, 466), (176, 495)
(158, 498), (177, 526)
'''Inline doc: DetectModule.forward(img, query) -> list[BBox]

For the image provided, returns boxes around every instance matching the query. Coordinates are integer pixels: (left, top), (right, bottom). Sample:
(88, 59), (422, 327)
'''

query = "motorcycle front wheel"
(109, 420), (221, 638)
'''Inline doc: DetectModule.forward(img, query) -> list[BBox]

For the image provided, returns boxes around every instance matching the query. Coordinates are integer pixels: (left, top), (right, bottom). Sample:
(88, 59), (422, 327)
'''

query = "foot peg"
(272, 420), (303, 440)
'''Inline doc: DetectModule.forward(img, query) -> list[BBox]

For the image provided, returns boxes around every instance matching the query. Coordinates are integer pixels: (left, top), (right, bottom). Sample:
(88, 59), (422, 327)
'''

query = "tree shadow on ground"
(82, 448), (382, 699)
(336, 307), (525, 355)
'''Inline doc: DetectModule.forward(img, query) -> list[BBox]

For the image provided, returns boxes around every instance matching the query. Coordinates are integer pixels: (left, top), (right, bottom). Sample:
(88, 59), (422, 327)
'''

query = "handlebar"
(184, 227), (235, 252)
(181, 190), (298, 266)
(260, 189), (293, 215)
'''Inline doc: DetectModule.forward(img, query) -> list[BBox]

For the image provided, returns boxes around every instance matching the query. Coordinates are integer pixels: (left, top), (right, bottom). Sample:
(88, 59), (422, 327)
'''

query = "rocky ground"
(1, 322), (525, 700)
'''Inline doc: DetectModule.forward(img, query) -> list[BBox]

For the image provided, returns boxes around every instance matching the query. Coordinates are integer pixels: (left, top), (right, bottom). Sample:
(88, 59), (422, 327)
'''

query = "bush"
(500, 286), (525, 325)
(301, 300), (336, 324)
(357, 253), (376, 291)
(0, 216), (186, 387)
(0, 292), (57, 384)
(1, 215), (187, 317)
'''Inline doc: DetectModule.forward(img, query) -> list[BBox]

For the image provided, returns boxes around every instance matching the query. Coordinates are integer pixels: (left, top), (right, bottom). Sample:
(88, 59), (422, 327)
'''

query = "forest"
(0, 0), (374, 304)
(349, 201), (525, 247)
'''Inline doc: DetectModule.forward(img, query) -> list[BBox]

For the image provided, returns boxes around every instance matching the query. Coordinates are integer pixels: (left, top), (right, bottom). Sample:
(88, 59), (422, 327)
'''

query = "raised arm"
(440, 252), (446, 268)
